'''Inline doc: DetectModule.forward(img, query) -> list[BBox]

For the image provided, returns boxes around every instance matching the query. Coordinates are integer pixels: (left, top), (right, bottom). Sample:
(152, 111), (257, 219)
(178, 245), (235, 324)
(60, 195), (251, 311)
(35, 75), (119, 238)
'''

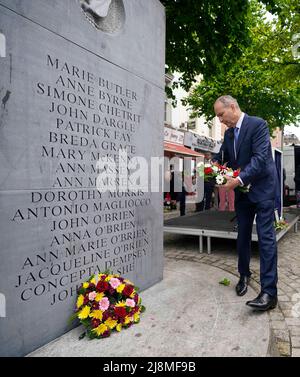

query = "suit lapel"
(236, 114), (249, 158)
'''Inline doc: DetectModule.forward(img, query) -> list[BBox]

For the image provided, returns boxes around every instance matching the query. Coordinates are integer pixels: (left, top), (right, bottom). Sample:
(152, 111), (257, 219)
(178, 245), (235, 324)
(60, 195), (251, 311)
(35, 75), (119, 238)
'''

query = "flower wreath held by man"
(212, 95), (278, 311)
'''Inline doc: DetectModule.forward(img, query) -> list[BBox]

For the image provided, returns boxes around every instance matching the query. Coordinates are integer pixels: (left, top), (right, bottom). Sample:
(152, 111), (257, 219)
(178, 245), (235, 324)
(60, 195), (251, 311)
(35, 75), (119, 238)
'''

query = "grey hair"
(215, 95), (240, 109)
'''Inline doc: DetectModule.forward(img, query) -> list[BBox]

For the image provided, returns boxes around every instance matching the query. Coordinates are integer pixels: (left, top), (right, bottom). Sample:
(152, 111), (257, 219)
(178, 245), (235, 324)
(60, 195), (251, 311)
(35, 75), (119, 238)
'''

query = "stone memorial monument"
(0, 0), (165, 356)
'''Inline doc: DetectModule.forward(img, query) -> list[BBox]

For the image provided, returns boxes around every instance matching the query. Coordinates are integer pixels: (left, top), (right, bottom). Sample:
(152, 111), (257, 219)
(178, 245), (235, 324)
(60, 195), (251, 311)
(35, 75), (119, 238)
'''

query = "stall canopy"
(164, 142), (204, 157)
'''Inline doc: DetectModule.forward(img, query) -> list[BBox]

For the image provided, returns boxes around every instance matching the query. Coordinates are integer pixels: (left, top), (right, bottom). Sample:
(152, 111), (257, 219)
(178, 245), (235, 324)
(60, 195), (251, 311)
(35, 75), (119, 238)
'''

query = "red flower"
(133, 293), (139, 304)
(204, 167), (213, 175)
(102, 330), (110, 338)
(233, 169), (240, 178)
(96, 280), (109, 292)
(83, 295), (89, 305)
(115, 306), (127, 318)
(108, 287), (115, 295)
(123, 285), (134, 297)
(102, 311), (110, 321)
(91, 318), (101, 328)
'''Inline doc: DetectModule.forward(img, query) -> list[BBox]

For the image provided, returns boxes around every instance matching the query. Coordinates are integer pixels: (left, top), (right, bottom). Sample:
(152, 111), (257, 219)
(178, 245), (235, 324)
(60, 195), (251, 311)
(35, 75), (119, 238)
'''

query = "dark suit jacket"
(213, 114), (276, 203)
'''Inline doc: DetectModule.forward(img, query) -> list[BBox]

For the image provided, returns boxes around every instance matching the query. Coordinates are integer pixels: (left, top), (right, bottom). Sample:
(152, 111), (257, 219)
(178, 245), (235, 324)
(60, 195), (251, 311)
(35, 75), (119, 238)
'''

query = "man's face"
(214, 101), (238, 128)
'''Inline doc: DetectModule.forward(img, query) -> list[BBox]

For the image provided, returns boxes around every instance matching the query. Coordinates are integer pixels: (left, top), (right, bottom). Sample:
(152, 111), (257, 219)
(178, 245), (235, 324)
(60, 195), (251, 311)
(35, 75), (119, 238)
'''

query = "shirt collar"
(235, 112), (245, 130)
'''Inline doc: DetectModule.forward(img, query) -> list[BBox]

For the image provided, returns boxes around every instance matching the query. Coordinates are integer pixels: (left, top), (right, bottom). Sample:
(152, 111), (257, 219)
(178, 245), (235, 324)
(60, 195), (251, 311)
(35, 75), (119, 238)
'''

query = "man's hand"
(223, 176), (240, 191)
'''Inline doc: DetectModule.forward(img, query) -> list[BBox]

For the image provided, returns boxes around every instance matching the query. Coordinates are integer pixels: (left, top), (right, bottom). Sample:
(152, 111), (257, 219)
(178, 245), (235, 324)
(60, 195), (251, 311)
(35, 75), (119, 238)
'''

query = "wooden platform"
(164, 210), (299, 254)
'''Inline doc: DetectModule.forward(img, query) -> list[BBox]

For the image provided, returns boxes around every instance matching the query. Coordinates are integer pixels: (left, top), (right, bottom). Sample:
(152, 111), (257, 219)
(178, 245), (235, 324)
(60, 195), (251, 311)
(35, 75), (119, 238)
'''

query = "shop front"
(164, 127), (203, 211)
(184, 131), (222, 157)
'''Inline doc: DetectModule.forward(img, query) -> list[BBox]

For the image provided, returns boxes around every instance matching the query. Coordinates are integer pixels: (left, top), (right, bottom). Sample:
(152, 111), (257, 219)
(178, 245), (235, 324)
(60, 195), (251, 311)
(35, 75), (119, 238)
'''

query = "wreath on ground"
(70, 272), (146, 339)
(274, 219), (289, 231)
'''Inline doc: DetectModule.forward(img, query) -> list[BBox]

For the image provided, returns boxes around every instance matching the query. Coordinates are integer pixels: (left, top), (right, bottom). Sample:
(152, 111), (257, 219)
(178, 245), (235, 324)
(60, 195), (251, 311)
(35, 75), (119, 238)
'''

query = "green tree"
(161, 0), (251, 92)
(184, 0), (300, 133)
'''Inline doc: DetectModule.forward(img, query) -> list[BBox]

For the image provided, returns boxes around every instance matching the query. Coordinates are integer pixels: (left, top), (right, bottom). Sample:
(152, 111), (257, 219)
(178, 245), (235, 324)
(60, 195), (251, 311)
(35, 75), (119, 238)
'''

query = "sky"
(285, 125), (300, 139)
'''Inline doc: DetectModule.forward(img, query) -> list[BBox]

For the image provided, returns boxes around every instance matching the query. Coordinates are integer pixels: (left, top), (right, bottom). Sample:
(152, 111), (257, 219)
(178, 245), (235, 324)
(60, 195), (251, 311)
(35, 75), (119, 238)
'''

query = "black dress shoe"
(235, 276), (250, 296)
(246, 292), (277, 311)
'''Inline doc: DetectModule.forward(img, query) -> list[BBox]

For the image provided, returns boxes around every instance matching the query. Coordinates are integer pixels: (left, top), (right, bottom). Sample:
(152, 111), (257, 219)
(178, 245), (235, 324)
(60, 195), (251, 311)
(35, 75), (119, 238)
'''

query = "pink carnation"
(126, 298), (136, 308)
(99, 297), (110, 311)
(88, 291), (97, 301)
(109, 278), (121, 289)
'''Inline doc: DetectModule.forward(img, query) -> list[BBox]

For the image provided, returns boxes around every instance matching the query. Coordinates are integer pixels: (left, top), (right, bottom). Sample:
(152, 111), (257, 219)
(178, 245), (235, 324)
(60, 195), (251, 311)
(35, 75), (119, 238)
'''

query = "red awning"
(164, 142), (204, 157)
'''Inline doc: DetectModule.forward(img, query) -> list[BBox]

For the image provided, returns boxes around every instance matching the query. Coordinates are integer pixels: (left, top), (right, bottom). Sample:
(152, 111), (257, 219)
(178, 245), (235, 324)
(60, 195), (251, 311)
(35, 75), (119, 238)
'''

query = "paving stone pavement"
(164, 222), (300, 357)
(29, 259), (270, 357)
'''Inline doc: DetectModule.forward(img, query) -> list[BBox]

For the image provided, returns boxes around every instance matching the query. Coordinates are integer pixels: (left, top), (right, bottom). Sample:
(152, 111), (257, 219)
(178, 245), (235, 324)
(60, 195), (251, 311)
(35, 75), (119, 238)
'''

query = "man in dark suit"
(213, 95), (278, 311)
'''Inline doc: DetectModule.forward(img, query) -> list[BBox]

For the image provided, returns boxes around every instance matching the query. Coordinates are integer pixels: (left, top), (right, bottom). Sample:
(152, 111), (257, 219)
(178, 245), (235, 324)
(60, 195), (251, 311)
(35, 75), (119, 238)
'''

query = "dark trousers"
(196, 186), (213, 211)
(178, 190), (186, 216)
(235, 195), (278, 297)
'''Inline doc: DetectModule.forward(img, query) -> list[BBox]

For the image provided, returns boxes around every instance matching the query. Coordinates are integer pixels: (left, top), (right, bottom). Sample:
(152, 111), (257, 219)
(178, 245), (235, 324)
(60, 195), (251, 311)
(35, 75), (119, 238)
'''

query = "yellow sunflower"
(78, 305), (90, 319)
(93, 324), (108, 336)
(116, 284), (125, 293)
(76, 294), (84, 309)
(105, 318), (118, 329)
(89, 310), (103, 320)
(115, 300), (126, 307)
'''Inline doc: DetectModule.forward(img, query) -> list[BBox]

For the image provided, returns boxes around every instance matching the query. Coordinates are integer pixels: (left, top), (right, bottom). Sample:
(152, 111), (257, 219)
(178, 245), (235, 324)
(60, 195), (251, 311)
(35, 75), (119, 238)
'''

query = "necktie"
(234, 127), (239, 158)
